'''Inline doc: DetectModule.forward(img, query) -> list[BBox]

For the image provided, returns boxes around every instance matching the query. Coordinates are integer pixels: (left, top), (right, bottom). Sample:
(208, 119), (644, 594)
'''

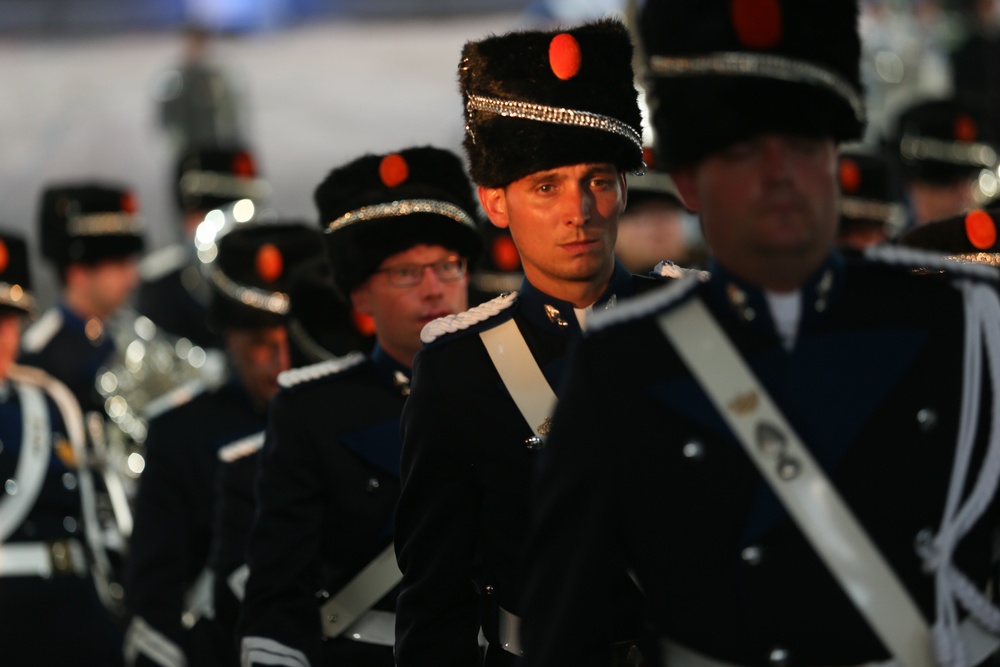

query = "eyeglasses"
(375, 256), (468, 287)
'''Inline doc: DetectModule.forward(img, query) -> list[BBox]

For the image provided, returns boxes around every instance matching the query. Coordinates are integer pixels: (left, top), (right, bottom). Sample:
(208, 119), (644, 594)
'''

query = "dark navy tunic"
(19, 303), (116, 413)
(395, 260), (658, 667)
(237, 345), (410, 667)
(137, 245), (223, 350)
(520, 251), (1000, 667)
(0, 368), (124, 666)
(125, 376), (266, 666)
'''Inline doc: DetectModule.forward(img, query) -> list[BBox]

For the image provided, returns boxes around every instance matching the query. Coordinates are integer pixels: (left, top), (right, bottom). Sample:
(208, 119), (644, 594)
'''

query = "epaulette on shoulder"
(139, 244), (188, 282)
(864, 244), (1000, 282)
(20, 308), (63, 353)
(652, 260), (711, 282)
(218, 431), (265, 463)
(144, 378), (212, 421)
(420, 291), (519, 345)
(277, 351), (366, 389)
(588, 273), (701, 333)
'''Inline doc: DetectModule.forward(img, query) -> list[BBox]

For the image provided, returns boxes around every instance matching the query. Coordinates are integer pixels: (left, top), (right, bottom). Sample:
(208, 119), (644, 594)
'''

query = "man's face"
(672, 134), (838, 288)
(225, 325), (291, 409)
(0, 312), (21, 379)
(478, 162), (626, 298)
(70, 257), (140, 320)
(351, 243), (469, 366)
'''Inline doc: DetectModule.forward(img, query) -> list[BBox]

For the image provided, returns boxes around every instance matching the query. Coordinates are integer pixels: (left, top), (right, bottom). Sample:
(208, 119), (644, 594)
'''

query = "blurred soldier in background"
(137, 146), (267, 349)
(950, 0), (1000, 144)
(208, 233), (375, 666)
(124, 222), (318, 667)
(19, 183), (147, 625)
(836, 146), (904, 251)
(154, 24), (246, 159)
(0, 230), (125, 665)
(236, 146), (480, 667)
(21, 183), (145, 414)
(889, 96), (997, 228)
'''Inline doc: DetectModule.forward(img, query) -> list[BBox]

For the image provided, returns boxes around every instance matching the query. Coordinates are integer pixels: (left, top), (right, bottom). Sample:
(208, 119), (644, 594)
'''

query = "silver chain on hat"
(464, 94), (643, 151)
(326, 198), (477, 234)
(648, 51), (865, 123)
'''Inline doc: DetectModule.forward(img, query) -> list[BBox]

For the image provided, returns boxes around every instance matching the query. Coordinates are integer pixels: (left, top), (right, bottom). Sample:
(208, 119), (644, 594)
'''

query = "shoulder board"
(864, 245), (1000, 281)
(139, 244), (189, 282)
(277, 351), (366, 389)
(20, 308), (63, 353)
(144, 378), (212, 421)
(651, 260), (711, 281)
(420, 291), (519, 345)
(218, 431), (265, 463)
(589, 273), (701, 333)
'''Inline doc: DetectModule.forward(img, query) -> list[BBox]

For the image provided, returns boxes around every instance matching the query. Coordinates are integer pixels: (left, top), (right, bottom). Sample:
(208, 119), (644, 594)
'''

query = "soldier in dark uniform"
(0, 230), (124, 666)
(394, 19), (663, 667)
(155, 24), (245, 157)
(20, 183), (145, 414)
(123, 222), (319, 667)
(137, 146), (267, 349)
(521, 2), (1000, 666)
(235, 146), (480, 667)
(889, 97), (996, 229)
(208, 249), (375, 665)
(835, 146), (903, 252)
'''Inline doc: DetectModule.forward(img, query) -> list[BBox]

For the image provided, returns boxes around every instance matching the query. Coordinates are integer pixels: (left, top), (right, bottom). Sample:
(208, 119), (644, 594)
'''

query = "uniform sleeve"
(394, 348), (484, 667)
(209, 454), (258, 655)
(124, 418), (197, 667)
(237, 394), (326, 667)
(520, 334), (636, 667)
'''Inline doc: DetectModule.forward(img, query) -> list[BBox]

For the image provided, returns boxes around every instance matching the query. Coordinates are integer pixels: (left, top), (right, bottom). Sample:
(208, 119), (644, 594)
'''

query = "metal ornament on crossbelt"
(327, 199), (477, 234)
(648, 52), (865, 123)
(465, 93), (643, 152)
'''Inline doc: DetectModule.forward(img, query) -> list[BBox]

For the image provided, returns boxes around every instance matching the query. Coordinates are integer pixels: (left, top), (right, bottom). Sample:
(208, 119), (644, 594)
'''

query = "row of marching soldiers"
(7, 3), (1000, 667)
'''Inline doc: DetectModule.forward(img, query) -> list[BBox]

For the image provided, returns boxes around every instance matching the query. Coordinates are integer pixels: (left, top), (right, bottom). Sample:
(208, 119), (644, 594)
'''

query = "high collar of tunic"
(517, 258), (637, 337)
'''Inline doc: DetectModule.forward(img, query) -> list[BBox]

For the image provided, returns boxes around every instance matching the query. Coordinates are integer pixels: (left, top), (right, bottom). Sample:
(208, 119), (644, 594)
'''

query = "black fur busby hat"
(460, 18), (645, 188)
(38, 183), (145, 271)
(898, 207), (1000, 266)
(640, 0), (864, 170)
(891, 97), (997, 185)
(208, 222), (324, 330)
(0, 230), (34, 315)
(174, 146), (269, 214)
(315, 146), (483, 296)
(838, 147), (902, 234)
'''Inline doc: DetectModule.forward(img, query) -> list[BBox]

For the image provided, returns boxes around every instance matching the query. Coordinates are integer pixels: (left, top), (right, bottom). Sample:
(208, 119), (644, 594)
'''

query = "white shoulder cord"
(918, 280), (1000, 667)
